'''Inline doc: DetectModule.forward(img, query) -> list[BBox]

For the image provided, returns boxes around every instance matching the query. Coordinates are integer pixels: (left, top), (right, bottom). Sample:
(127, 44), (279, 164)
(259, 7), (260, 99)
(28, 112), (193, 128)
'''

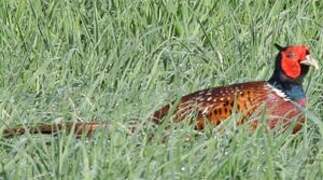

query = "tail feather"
(2, 105), (171, 138)
(2, 122), (108, 138)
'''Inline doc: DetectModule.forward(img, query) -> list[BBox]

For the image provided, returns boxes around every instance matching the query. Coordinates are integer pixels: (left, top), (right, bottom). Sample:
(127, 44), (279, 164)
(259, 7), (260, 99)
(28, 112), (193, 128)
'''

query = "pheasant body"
(153, 81), (305, 132)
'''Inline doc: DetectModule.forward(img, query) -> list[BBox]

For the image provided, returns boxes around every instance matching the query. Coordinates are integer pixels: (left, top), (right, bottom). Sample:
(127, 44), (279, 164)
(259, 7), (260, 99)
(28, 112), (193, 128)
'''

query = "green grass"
(1, 0), (323, 179)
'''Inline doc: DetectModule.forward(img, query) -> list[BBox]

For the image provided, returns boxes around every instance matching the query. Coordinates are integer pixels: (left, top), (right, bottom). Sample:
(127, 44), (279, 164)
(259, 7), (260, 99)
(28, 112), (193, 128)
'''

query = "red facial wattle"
(281, 56), (301, 79)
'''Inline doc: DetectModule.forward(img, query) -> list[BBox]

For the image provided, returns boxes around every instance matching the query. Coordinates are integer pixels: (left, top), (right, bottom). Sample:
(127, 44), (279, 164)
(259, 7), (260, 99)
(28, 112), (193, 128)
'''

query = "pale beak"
(301, 55), (319, 70)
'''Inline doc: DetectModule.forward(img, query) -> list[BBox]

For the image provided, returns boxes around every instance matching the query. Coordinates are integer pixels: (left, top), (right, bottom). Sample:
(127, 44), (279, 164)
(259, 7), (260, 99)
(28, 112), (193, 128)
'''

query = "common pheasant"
(2, 44), (319, 138)
(152, 44), (319, 132)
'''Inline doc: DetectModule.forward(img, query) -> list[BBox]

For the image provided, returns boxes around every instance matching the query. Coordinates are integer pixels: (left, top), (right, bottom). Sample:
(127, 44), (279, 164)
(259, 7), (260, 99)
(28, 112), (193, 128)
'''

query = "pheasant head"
(269, 44), (319, 103)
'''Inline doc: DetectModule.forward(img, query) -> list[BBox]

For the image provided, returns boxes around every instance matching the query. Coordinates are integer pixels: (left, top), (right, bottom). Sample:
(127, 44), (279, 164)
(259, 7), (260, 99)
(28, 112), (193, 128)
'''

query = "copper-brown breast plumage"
(152, 81), (269, 129)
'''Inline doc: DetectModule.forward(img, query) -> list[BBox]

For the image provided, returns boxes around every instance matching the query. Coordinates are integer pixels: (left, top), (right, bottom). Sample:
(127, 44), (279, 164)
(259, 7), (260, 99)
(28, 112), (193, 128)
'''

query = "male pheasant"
(2, 44), (319, 138)
(152, 44), (319, 132)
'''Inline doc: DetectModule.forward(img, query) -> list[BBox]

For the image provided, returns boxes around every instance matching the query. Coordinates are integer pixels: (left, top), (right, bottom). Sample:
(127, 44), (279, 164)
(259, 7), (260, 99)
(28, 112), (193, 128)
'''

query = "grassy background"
(0, 0), (323, 179)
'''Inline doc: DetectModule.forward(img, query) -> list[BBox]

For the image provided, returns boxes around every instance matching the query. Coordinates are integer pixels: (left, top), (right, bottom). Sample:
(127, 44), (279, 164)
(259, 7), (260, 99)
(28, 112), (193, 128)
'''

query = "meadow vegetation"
(0, 0), (323, 179)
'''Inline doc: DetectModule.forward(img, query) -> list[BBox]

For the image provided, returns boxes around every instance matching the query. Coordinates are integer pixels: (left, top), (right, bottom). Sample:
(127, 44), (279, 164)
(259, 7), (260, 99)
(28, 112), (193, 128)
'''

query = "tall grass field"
(1, 0), (323, 179)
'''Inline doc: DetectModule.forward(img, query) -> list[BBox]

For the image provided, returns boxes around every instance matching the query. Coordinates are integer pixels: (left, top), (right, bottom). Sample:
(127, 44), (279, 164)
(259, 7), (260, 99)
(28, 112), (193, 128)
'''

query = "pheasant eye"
(286, 51), (295, 59)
